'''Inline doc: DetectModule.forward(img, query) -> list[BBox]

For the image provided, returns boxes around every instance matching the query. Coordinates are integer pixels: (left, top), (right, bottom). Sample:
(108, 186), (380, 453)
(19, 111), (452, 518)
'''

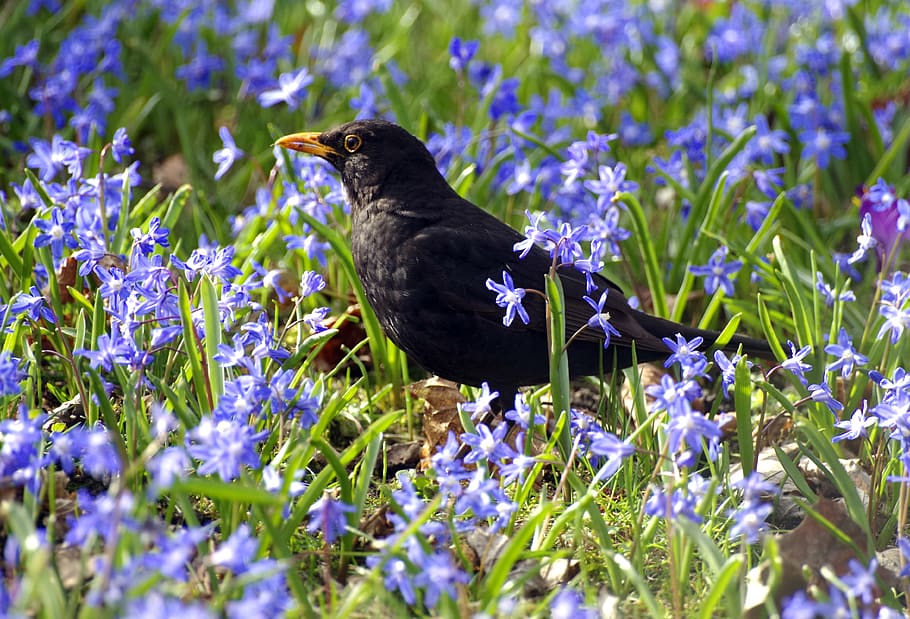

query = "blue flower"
(111, 127), (134, 163)
(412, 550), (470, 609)
(130, 216), (170, 255)
(729, 501), (772, 544)
(689, 246), (742, 296)
(258, 68), (313, 109)
(8, 286), (57, 323)
(583, 163), (638, 211)
(74, 333), (132, 372)
(186, 416), (268, 482)
(460, 382), (499, 421)
(306, 496), (355, 543)
(833, 401), (876, 442)
(582, 291), (621, 347)
(65, 488), (136, 547)
(175, 41), (225, 91)
(714, 350), (745, 398)
(824, 328), (868, 377)
(0, 39), (40, 77)
(213, 126), (244, 180)
(748, 114), (789, 165)
(781, 340), (813, 385)
(486, 271), (530, 327)
(807, 383), (843, 414)
(550, 587), (597, 619)
(800, 126), (849, 170)
(27, 135), (90, 181)
(34, 207), (78, 262)
(662, 333), (707, 372)
(460, 422), (511, 465)
(815, 272), (855, 307)
(587, 430), (634, 481)
(449, 37), (479, 72)
(877, 303), (910, 344)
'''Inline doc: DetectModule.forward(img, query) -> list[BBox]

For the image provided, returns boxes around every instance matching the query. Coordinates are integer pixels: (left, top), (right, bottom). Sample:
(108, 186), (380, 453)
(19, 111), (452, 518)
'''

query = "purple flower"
(618, 111), (652, 146)
(666, 407), (722, 463)
(299, 270), (326, 297)
(258, 68), (313, 109)
(505, 159), (534, 195)
(0, 411), (46, 492)
(130, 216), (170, 255)
(841, 558), (878, 605)
(647, 374), (700, 418)
(858, 183), (910, 258)
(877, 303), (910, 344)
(306, 496), (355, 543)
(644, 475), (710, 523)
(74, 333), (132, 372)
(715, 350), (748, 398)
(503, 392), (545, 429)
(213, 126), (244, 180)
(486, 271), (530, 327)
(689, 246), (742, 296)
(489, 77), (521, 121)
(81, 425), (122, 478)
(147, 447), (191, 497)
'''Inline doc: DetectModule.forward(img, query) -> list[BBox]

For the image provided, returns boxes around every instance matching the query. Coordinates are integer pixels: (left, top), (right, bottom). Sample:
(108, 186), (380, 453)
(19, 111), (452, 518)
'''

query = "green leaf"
(200, 275), (224, 400)
(172, 477), (285, 506)
(618, 191), (668, 318)
(734, 355), (754, 477)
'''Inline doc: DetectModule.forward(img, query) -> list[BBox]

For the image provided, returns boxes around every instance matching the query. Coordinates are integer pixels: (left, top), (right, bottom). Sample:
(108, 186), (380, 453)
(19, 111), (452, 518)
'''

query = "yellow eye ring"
(344, 134), (362, 152)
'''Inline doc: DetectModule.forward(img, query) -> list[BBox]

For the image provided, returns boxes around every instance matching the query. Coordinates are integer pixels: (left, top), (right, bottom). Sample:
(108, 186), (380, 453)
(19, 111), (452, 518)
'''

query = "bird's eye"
(344, 134), (362, 153)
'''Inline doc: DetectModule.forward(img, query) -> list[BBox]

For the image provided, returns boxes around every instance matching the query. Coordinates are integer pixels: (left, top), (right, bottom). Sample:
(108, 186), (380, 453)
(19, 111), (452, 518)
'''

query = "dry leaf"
(411, 378), (465, 468)
(776, 497), (892, 599)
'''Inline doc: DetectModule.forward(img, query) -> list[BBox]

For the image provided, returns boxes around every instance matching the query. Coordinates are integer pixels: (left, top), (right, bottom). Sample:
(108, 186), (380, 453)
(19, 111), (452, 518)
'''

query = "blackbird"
(276, 119), (773, 403)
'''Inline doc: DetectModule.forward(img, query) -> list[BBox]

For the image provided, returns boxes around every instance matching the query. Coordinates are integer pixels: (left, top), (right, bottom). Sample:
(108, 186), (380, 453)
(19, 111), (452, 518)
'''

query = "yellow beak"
(274, 132), (340, 158)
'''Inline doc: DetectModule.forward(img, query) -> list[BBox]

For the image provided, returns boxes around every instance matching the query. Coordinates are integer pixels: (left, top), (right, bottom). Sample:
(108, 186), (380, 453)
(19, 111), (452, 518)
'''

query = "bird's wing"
(413, 203), (668, 353)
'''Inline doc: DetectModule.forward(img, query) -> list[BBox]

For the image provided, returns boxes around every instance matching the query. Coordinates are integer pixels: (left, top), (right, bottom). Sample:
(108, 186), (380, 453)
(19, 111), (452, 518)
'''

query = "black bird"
(276, 119), (773, 403)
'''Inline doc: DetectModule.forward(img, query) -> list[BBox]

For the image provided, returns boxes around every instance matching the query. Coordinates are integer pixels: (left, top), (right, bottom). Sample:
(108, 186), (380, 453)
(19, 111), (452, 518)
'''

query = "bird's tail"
(631, 310), (776, 361)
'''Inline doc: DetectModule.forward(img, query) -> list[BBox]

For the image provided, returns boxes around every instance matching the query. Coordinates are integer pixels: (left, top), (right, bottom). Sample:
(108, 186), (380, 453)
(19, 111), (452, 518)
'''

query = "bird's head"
(275, 119), (445, 208)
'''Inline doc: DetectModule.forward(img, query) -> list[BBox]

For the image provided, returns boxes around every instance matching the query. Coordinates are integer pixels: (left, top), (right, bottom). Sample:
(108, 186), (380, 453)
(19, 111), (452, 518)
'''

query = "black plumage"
(276, 119), (773, 401)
